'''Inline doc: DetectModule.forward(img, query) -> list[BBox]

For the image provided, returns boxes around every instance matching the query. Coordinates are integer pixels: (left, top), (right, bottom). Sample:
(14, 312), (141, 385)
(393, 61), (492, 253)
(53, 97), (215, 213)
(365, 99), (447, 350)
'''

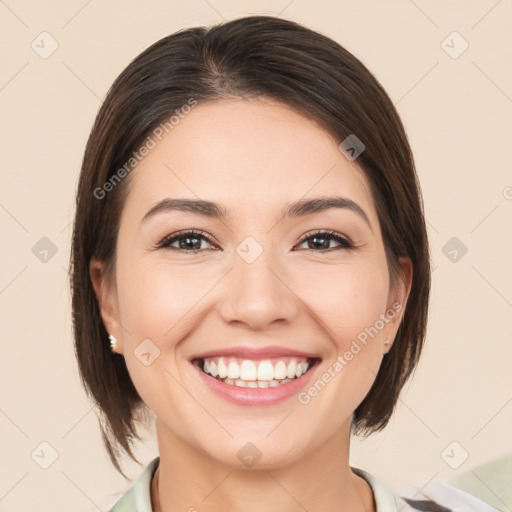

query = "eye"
(156, 230), (218, 253)
(156, 229), (354, 253)
(295, 230), (354, 251)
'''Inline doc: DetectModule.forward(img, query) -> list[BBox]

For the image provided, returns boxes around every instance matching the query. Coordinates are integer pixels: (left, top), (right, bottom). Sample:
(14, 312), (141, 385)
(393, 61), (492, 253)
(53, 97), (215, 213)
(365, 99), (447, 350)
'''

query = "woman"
(70, 14), (490, 512)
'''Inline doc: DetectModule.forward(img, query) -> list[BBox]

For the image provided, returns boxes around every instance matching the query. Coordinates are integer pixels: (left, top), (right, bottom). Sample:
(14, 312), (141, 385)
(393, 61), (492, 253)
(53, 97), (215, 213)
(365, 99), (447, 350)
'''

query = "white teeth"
(296, 361), (309, 377)
(274, 361), (287, 380)
(286, 360), (297, 379)
(257, 360), (274, 380)
(217, 359), (228, 378)
(234, 379), (263, 388)
(240, 360), (257, 381)
(200, 356), (314, 388)
(227, 361), (240, 379)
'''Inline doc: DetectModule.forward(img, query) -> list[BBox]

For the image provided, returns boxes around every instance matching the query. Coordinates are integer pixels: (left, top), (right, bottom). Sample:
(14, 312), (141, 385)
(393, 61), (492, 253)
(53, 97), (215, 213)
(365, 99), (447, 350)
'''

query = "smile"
(193, 356), (319, 388)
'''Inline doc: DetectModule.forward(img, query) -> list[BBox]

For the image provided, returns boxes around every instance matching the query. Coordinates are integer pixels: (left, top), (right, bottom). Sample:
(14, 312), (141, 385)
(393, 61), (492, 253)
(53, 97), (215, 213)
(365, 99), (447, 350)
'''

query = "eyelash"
(156, 229), (355, 253)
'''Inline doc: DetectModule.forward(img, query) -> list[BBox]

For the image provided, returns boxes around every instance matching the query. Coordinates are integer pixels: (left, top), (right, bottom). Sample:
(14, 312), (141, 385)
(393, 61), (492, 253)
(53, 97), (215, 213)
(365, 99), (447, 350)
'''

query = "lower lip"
(192, 361), (319, 406)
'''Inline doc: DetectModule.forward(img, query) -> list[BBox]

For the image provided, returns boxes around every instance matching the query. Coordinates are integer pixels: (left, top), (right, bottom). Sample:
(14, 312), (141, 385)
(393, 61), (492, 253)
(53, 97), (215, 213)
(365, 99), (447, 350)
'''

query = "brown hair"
(70, 15), (430, 476)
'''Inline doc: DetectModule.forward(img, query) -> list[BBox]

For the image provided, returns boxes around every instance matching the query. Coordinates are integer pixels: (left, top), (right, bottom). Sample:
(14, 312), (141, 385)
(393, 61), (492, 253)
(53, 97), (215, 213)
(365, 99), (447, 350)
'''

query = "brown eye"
(296, 230), (354, 251)
(158, 230), (218, 252)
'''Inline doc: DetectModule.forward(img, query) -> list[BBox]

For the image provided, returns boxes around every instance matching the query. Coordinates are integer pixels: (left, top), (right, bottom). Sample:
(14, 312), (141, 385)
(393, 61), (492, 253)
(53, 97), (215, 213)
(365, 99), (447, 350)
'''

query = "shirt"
(107, 456), (499, 512)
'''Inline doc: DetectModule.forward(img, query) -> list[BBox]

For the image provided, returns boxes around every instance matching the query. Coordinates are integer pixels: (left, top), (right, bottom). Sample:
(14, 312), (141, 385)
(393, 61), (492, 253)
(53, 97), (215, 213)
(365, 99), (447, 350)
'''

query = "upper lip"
(190, 345), (321, 361)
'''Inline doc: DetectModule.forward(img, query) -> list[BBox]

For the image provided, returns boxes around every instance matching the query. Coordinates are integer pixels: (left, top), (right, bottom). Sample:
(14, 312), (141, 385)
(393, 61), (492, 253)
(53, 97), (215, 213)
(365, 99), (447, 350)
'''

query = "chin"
(200, 434), (311, 471)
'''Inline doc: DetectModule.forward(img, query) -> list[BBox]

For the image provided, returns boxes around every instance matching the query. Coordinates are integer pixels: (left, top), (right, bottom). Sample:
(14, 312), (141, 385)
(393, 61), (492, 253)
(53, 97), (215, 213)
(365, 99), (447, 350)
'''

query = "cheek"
(299, 261), (390, 346)
(114, 259), (207, 413)
(116, 259), (215, 343)
(295, 263), (390, 416)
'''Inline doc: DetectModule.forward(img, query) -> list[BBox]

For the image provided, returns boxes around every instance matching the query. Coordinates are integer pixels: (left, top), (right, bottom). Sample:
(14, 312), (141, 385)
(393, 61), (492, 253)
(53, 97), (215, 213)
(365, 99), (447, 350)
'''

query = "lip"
(190, 345), (320, 361)
(191, 357), (321, 406)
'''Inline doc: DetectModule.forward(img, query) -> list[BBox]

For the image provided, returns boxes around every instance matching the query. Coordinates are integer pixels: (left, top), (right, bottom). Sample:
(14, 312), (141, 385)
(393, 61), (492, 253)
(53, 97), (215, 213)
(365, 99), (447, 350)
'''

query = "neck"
(151, 418), (375, 512)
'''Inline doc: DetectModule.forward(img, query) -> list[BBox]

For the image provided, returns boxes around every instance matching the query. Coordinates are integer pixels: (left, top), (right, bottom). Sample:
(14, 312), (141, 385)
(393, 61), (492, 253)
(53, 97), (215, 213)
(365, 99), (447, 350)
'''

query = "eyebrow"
(141, 196), (371, 228)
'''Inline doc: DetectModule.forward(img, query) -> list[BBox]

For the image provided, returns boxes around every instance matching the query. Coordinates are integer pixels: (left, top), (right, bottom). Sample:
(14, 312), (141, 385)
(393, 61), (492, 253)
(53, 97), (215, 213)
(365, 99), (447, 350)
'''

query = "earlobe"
(89, 258), (123, 352)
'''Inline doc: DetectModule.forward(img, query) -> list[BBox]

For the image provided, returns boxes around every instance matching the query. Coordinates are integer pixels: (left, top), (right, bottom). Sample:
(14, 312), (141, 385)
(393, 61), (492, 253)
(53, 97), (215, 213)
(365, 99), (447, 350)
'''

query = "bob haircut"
(70, 15), (430, 476)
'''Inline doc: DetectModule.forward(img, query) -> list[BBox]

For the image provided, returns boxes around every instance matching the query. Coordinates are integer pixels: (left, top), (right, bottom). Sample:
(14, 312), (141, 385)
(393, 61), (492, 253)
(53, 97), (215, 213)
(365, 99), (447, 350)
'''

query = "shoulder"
(107, 456), (160, 512)
(351, 466), (501, 512)
(393, 480), (502, 512)
(351, 466), (399, 511)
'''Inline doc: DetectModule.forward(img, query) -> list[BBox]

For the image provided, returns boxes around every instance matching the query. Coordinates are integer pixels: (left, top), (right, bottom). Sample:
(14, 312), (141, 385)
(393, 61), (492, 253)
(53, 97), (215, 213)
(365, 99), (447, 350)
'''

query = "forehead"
(122, 98), (376, 222)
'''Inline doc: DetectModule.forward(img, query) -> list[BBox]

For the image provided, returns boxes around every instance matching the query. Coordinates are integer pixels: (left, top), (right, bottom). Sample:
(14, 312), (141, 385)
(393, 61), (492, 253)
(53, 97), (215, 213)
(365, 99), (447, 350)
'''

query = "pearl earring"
(384, 338), (390, 346)
(109, 334), (117, 352)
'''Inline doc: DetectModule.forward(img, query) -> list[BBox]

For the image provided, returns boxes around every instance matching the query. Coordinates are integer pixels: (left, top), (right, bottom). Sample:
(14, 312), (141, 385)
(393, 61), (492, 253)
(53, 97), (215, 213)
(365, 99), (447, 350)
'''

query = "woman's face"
(92, 97), (410, 468)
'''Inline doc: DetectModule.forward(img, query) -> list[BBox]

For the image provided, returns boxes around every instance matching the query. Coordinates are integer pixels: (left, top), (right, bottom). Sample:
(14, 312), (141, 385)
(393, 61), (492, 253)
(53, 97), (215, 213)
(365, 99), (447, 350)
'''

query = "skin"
(91, 97), (412, 512)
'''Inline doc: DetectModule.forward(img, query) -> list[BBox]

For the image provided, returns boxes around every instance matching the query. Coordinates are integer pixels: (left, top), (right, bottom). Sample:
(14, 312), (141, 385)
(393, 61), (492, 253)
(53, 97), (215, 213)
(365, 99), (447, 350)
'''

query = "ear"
(384, 256), (413, 353)
(89, 258), (124, 354)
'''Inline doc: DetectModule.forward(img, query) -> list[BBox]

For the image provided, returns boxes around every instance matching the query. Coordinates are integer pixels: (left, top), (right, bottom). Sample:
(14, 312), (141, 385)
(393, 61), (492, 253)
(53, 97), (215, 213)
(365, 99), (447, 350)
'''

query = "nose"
(217, 249), (300, 331)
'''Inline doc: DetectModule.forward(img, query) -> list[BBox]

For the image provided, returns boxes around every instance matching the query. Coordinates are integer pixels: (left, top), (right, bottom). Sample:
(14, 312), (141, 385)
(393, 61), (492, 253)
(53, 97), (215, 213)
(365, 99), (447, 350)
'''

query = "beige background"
(1, 1), (511, 511)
